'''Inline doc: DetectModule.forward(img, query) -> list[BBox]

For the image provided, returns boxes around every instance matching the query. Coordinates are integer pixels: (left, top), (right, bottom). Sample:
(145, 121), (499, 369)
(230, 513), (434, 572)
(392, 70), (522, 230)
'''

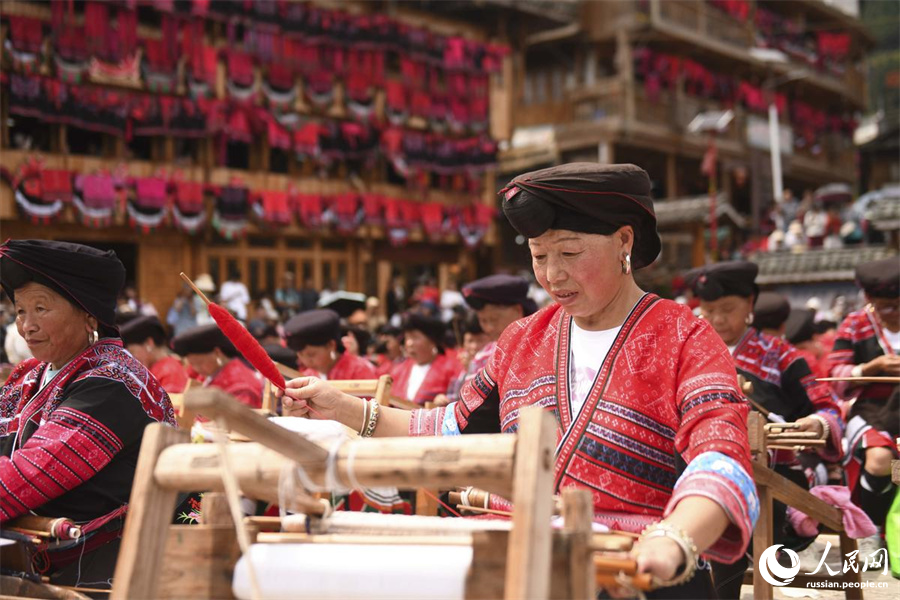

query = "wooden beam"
(562, 488), (596, 600)
(504, 408), (556, 600)
(111, 424), (189, 600)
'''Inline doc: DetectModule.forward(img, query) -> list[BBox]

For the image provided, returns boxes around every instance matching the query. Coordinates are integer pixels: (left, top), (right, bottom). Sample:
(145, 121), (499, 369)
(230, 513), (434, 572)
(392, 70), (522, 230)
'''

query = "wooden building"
(496, 0), (873, 274)
(0, 0), (544, 316)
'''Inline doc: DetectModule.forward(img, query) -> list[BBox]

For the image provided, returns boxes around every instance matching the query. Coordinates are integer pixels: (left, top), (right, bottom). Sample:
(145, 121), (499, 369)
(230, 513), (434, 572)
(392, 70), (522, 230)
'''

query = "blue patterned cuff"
(676, 451), (759, 526)
(441, 402), (462, 436)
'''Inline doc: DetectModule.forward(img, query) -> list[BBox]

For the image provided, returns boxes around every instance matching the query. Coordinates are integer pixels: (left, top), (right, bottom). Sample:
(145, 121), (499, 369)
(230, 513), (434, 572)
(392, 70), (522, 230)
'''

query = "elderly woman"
(390, 312), (462, 405)
(285, 309), (376, 380)
(689, 261), (842, 599)
(171, 323), (263, 408)
(281, 164), (757, 597)
(120, 315), (189, 393)
(0, 239), (175, 589)
(828, 257), (899, 537)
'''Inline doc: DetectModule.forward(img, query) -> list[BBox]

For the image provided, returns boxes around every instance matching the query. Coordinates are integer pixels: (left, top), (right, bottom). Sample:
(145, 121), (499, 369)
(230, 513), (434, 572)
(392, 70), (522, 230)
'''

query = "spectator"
(298, 277), (319, 312)
(219, 269), (250, 321)
(193, 273), (216, 326)
(167, 284), (198, 337)
(803, 201), (827, 247)
(386, 274), (407, 317)
(274, 272), (301, 319)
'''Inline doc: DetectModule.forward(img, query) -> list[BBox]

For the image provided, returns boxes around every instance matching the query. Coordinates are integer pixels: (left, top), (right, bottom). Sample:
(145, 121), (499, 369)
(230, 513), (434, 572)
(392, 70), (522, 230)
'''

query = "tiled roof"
(864, 191), (900, 231)
(753, 246), (898, 284)
(653, 194), (747, 228)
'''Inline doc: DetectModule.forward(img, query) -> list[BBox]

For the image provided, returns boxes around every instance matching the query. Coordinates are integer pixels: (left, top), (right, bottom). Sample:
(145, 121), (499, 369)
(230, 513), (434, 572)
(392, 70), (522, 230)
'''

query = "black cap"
(500, 163), (660, 269)
(462, 274), (536, 316)
(120, 315), (167, 346)
(753, 292), (790, 330)
(785, 308), (815, 345)
(171, 323), (238, 357)
(690, 261), (759, 301)
(0, 239), (125, 334)
(284, 309), (341, 351)
(401, 311), (446, 350)
(855, 257), (899, 298)
(263, 342), (299, 370)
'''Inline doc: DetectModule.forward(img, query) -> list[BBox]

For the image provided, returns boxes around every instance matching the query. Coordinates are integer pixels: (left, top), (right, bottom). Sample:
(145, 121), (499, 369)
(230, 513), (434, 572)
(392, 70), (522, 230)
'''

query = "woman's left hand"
(603, 535), (684, 597)
(795, 416), (825, 439)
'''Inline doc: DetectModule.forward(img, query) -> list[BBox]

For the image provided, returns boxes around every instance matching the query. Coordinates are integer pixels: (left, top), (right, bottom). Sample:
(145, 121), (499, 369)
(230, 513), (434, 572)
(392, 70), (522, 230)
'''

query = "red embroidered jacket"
(391, 353), (462, 405)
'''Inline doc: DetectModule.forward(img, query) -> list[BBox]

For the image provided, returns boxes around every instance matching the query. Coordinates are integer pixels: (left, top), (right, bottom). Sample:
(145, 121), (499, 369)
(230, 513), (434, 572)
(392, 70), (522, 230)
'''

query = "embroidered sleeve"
(664, 451), (758, 564)
(779, 350), (843, 460)
(408, 369), (501, 436)
(827, 314), (863, 395)
(0, 407), (123, 522)
(672, 320), (757, 563)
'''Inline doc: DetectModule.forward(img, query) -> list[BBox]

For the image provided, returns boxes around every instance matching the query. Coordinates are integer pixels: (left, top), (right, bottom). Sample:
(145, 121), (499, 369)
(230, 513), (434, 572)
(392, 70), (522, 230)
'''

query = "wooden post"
(562, 488), (596, 600)
(200, 492), (231, 526)
(111, 424), (188, 600)
(504, 407), (556, 600)
(752, 483), (774, 600)
(616, 31), (634, 127)
(415, 488), (440, 516)
(666, 153), (678, 199)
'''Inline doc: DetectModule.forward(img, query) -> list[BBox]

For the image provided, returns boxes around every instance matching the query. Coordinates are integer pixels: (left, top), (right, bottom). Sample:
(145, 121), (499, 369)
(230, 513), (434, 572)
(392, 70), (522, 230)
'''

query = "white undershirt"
(406, 363), (431, 401)
(883, 327), (900, 354)
(727, 344), (737, 355)
(568, 322), (621, 416)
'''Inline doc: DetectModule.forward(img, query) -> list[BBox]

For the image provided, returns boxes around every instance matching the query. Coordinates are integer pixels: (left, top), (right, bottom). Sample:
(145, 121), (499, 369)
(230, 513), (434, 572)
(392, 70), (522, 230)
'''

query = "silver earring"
(432, 346), (438, 356)
(745, 313), (754, 325)
(621, 253), (632, 275)
(330, 350), (337, 361)
(88, 330), (98, 345)
(216, 356), (225, 367)
(145, 345), (152, 353)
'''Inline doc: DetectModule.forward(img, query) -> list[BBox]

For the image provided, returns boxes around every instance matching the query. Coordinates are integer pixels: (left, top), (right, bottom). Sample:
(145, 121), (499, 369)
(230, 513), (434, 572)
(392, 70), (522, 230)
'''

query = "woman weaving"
(0, 239), (176, 589)
(281, 164), (758, 597)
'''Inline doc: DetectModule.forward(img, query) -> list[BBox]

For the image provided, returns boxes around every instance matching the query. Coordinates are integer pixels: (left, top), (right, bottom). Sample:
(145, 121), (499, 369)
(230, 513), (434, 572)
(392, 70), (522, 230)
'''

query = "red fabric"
(361, 194), (383, 224)
(391, 354), (462, 405)
(40, 169), (73, 202)
(296, 194), (325, 228)
(302, 351), (377, 381)
(227, 50), (255, 86)
(207, 358), (264, 409)
(150, 356), (189, 394)
(134, 177), (168, 208)
(294, 122), (321, 155)
(385, 81), (407, 110)
(420, 202), (446, 240)
(9, 16), (44, 54)
(258, 190), (291, 226)
(174, 181), (205, 212)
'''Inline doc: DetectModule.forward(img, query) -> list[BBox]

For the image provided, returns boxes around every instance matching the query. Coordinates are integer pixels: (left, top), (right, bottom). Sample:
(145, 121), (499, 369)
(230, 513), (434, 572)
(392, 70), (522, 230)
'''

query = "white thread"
(344, 441), (365, 492)
(460, 486), (471, 507)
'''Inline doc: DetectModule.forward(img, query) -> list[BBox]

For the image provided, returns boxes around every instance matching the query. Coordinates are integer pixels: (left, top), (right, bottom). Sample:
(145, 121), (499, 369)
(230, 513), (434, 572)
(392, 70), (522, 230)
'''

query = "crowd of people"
(0, 162), (897, 598)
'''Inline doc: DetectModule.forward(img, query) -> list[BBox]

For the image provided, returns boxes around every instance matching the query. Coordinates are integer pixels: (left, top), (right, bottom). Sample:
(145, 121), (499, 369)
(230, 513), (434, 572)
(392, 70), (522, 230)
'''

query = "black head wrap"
(462, 274), (535, 316)
(855, 257), (900, 299)
(171, 323), (238, 357)
(283, 309), (341, 351)
(120, 315), (167, 346)
(753, 292), (791, 330)
(689, 261), (759, 302)
(1, 239), (125, 336)
(785, 308), (815, 345)
(401, 312), (446, 352)
(500, 163), (660, 269)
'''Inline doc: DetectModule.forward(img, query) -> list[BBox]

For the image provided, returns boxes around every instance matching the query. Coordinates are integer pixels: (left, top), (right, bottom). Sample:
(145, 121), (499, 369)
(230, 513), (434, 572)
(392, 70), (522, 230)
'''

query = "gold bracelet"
(362, 400), (380, 438)
(639, 522), (698, 588)
(358, 398), (370, 437)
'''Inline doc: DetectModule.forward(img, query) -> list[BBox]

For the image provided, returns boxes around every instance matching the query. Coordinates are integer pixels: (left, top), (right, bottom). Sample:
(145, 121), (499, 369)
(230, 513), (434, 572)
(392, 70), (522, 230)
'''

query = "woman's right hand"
(862, 355), (900, 376)
(282, 377), (351, 422)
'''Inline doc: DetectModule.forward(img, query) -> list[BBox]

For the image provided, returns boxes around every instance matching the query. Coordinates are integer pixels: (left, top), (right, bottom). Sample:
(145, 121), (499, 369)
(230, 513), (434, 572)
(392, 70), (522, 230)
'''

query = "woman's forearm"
(663, 496), (731, 554)
(336, 395), (412, 437)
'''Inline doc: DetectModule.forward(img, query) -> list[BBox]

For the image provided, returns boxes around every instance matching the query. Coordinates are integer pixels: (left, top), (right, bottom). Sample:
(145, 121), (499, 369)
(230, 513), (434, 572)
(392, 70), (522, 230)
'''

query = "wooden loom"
(745, 411), (863, 600)
(110, 388), (647, 600)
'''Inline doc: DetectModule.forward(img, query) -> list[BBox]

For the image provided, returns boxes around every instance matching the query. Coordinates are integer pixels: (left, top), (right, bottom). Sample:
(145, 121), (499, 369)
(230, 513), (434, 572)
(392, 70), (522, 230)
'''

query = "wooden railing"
(648, 0), (755, 50)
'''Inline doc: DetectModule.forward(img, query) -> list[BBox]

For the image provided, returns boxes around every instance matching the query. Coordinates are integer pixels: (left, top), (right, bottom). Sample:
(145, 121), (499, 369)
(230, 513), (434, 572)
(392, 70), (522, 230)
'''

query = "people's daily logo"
(758, 544), (801, 586)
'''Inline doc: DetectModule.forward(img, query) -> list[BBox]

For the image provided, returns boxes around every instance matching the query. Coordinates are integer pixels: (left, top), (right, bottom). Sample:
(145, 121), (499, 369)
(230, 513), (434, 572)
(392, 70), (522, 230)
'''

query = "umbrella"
(317, 290), (367, 319)
(814, 183), (853, 205)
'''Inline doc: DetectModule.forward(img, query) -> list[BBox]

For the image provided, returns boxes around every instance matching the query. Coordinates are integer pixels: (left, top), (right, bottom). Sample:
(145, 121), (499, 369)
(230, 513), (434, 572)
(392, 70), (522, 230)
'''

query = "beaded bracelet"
(362, 399), (380, 438)
(639, 522), (698, 588)
(358, 398), (370, 437)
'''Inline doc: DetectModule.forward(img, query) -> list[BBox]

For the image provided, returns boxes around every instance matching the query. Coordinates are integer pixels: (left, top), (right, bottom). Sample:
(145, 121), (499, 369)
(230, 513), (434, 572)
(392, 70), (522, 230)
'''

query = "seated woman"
(120, 315), (189, 393)
(390, 312), (462, 405)
(828, 257), (899, 538)
(281, 163), (757, 598)
(0, 239), (175, 589)
(284, 309), (377, 380)
(171, 323), (263, 408)
(689, 260), (842, 599)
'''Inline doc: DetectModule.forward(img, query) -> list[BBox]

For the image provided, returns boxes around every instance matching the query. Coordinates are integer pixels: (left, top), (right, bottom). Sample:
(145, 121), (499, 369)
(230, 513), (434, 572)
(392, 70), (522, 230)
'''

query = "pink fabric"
(787, 485), (877, 539)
